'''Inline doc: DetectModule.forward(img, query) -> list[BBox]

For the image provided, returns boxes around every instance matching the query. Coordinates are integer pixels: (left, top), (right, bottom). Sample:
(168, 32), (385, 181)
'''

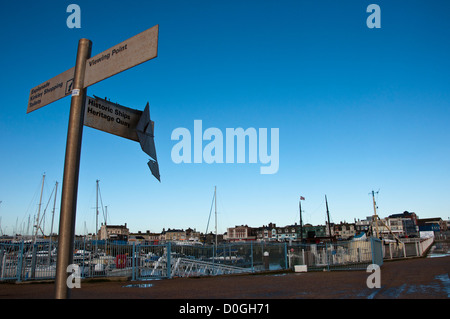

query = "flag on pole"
(300, 196), (305, 200)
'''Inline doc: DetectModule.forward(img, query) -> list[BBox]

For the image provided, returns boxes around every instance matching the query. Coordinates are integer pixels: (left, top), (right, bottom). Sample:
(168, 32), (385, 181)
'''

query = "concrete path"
(0, 256), (448, 299)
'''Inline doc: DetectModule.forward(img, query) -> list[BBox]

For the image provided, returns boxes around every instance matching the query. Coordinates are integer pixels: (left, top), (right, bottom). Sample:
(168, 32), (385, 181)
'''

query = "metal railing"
(0, 237), (385, 282)
(382, 237), (434, 259)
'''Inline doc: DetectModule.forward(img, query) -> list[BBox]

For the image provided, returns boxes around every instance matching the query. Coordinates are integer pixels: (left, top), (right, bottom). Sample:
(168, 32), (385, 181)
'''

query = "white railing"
(171, 257), (249, 277)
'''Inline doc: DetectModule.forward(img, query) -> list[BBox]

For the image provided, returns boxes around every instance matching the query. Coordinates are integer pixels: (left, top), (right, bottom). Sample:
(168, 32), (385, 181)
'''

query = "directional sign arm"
(136, 102), (160, 182)
(27, 67), (75, 113)
(84, 25), (158, 88)
(27, 25), (158, 114)
(147, 160), (160, 182)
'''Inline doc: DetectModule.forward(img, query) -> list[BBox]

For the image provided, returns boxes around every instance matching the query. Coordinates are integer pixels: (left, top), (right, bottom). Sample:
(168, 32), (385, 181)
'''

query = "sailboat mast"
(26, 215), (30, 237)
(0, 202), (3, 236)
(49, 181), (58, 242)
(325, 195), (332, 240)
(299, 198), (303, 242)
(34, 173), (46, 243)
(214, 186), (217, 249)
(96, 179), (99, 239)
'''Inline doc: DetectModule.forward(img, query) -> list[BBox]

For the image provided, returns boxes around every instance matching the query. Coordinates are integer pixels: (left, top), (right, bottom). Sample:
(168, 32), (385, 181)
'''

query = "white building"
(98, 223), (129, 241)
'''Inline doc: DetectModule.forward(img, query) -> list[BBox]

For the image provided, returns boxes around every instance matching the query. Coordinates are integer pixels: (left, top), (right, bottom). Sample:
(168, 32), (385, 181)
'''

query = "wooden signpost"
(26, 25), (160, 299)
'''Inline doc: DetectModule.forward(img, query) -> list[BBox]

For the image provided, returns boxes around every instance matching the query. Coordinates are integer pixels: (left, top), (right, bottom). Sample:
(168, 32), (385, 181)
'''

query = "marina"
(1, 234), (441, 283)
(0, 177), (444, 284)
(1, 254), (448, 300)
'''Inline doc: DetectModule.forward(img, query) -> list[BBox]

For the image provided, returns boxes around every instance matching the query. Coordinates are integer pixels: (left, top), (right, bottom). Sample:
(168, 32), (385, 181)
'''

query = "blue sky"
(0, 0), (449, 236)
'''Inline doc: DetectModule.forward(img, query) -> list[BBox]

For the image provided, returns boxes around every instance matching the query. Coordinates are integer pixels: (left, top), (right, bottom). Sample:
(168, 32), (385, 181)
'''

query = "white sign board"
(419, 231), (435, 239)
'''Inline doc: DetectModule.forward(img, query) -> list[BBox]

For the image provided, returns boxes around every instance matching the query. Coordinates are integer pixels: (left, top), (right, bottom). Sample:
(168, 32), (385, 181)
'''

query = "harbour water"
(427, 242), (450, 258)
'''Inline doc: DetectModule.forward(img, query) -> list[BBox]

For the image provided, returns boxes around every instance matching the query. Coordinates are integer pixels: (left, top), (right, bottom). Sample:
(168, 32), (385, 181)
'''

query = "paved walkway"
(0, 256), (448, 299)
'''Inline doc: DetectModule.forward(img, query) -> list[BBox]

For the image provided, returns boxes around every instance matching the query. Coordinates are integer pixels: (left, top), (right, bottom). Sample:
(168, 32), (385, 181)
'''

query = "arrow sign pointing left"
(84, 96), (160, 182)
(27, 67), (75, 113)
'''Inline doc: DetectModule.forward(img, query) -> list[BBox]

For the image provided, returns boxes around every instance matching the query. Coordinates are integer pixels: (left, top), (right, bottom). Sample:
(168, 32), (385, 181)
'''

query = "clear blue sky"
(0, 0), (449, 236)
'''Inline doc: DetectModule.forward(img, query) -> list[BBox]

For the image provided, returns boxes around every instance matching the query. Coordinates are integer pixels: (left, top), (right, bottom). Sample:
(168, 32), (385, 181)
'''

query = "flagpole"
(299, 196), (304, 242)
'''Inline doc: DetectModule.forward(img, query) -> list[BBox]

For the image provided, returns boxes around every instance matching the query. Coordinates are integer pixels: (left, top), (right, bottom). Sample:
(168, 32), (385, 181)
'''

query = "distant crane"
(370, 190), (403, 245)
